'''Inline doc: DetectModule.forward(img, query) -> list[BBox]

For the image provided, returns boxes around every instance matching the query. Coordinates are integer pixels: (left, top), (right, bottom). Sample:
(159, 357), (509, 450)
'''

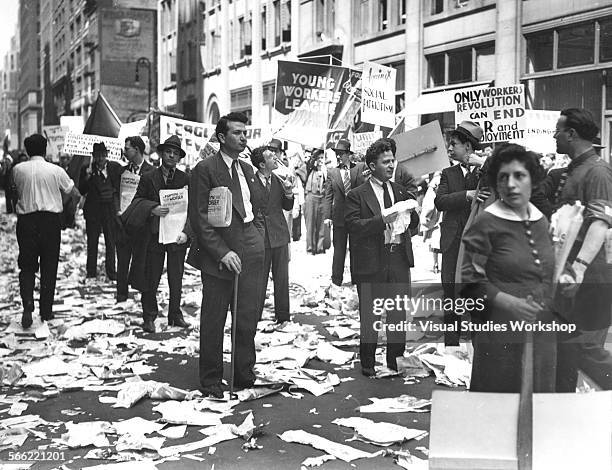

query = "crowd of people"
(6, 107), (612, 397)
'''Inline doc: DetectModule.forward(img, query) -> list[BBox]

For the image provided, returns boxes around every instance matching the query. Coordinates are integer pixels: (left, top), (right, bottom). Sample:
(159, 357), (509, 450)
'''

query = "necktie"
(342, 169), (350, 195)
(166, 168), (174, 185)
(266, 176), (271, 193)
(128, 163), (137, 174)
(382, 181), (392, 209)
(231, 160), (246, 220)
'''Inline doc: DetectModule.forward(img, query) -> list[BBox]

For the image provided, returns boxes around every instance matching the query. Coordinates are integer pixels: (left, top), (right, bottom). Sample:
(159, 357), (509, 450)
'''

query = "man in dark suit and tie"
(79, 142), (122, 280)
(250, 146), (294, 324)
(434, 121), (489, 345)
(128, 135), (191, 333)
(116, 136), (154, 302)
(323, 139), (357, 287)
(187, 112), (266, 399)
(345, 139), (418, 376)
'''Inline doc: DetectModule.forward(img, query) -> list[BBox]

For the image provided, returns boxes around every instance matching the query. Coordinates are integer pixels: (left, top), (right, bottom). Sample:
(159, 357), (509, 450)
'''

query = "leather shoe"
(233, 380), (254, 390)
(107, 272), (117, 281)
(41, 313), (55, 322)
(21, 310), (33, 329)
(142, 318), (156, 333)
(200, 383), (224, 399)
(168, 314), (190, 328)
(116, 295), (128, 303)
(361, 367), (375, 377)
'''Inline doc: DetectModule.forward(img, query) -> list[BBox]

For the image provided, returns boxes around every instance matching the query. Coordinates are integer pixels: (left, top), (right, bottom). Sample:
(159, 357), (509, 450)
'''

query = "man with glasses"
(553, 108), (612, 392)
(125, 135), (191, 333)
(116, 136), (154, 302)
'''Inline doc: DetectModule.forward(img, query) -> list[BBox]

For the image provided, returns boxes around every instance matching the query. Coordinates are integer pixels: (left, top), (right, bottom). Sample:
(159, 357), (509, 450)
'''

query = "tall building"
(158, 0), (178, 114)
(192, 0), (612, 161)
(0, 33), (20, 149)
(19, 0), (42, 144)
(39, 0), (158, 126)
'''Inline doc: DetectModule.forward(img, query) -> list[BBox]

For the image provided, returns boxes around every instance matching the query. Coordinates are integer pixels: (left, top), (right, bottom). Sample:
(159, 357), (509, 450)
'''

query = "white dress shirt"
(13, 156), (74, 215)
(369, 176), (401, 244)
(221, 151), (254, 223)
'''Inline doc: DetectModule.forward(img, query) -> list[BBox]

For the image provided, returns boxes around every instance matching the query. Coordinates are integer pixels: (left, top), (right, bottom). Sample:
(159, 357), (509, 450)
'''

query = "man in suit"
(129, 135), (191, 333)
(345, 139), (418, 376)
(251, 146), (294, 323)
(115, 136), (154, 302)
(434, 121), (488, 346)
(187, 112), (266, 399)
(79, 142), (122, 280)
(323, 139), (358, 287)
(304, 149), (328, 254)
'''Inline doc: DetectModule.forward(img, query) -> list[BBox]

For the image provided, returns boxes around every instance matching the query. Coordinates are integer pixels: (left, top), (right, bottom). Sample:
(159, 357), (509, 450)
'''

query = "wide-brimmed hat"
(267, 138), (283, 151)
(454, 121), (483, 149)
(332, 138), (352, 153)
(157, 135), (185, 158)
(92, 142), (107, 153)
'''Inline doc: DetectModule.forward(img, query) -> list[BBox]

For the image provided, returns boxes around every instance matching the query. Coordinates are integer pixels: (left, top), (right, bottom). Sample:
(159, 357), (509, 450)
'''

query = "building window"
(399, 0), (406, 25)
(558, 22), (595, 68)
(316, 0), (334, 40)
(601, 17), (612, 63)
(359, 0), (369, 36)
(281, 1), (291, 43)
(525, 31), (553, 73)
(274, 0), (281, 47)
(378, 0), (388, 31)
(262, 6), (267, 50)
(390, 61), (405, 113)
(427, 43), (494, 88)
(431, 0), (444, 15)
(231, 87), (252, 124)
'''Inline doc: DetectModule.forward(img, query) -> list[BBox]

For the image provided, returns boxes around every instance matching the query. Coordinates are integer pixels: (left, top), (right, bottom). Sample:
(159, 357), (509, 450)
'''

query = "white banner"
(351, 131), (382, 156)
(119, 171), (141, 214)
(511, 109), (559, 154)
(454, 85), (526, 144)
(361, 61), (396, 128)
(62, 132), (123, 160)
(159, 187), (188, 244)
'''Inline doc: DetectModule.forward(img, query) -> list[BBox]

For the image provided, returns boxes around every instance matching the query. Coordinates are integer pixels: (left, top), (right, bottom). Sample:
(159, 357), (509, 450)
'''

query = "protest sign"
(351, 131), (382, 156)
(159, 187), (188, 244)
(393, 121), (448, 178)
(454, 85), (525, 144)
(43, 125), (69, 160)
(119, 171), (141, 214)
(325, 128), (350, 149)
(361, 61), (396, 128)
(63, 132), (123, 160)
(510, 109), (559, 154)
(60, 115), (85, 134)
(274, 60), (362, 148)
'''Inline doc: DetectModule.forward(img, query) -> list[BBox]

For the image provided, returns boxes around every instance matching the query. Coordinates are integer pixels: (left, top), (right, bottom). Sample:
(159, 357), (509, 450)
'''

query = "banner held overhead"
(361, 61), (396, 128)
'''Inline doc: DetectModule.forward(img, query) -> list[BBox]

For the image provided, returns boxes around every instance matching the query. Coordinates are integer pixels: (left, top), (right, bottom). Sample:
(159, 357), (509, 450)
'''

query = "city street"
(0, 192), (468, 470)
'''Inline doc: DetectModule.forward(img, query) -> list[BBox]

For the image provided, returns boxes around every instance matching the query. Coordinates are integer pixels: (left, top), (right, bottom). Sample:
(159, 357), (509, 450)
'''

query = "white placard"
(454, 85), (526, 144)
(351, 131), (383, 156)
(361, 61), (396, 128)
(159, 187), (188, 244)
(511, 109), (559, 154)
(119, 171), (141, 214)
(62, 132), (123, 160)
(43, 125), (69, 161)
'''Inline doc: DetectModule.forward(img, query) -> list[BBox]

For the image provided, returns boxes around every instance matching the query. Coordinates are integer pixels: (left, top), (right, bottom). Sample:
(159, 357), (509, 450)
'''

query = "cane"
(517, 329), (534, 470)
(229, 271), (239, 399)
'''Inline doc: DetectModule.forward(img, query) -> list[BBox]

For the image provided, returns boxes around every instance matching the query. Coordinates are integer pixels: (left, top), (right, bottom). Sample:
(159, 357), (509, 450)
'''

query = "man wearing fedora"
(323, 138), (359, 287)
(125, 135), (191, 333)
(434, 121), (488, 345)
(79, 142), (122, 281)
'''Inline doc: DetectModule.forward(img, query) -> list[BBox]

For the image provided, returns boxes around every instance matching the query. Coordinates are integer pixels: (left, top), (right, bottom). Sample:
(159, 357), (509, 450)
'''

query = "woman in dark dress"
(461, 144), (556, 393)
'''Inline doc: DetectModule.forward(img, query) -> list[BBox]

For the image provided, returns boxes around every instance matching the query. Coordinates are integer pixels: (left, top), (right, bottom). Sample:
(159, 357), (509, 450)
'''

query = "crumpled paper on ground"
(152, 400), (226, 426)
(359, 395), (431, 413)
(332, 417), (427, 446)
(278, 430), (383, 462)
(61, 421), (113, 448)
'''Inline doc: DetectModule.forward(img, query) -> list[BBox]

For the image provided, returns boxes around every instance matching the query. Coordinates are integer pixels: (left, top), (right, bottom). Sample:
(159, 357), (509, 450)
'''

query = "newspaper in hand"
(119, 171), (141, 214)
(158, 187), (188, 244)
(207, 186), (232, 227)
(550, 202), (584, 287)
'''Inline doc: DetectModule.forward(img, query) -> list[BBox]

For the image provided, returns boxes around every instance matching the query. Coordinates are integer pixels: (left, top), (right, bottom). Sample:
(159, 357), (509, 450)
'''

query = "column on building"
(335, 0), (353, 66)
(290, 0), (299, 58)
(404, 0), (422, 129)
(495, 0), (521, 86)
(219, 0), (231, 113)
(251, 0), (263, 126)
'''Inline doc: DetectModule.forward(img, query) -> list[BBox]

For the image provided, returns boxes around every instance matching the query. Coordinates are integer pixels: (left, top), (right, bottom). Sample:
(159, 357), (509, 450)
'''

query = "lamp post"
(134, 57), (152, 111)
(135, 57), (152, 144)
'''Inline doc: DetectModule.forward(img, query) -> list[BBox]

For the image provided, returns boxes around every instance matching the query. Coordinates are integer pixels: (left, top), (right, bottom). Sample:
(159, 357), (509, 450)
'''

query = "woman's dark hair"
(487, 143), (545, 192)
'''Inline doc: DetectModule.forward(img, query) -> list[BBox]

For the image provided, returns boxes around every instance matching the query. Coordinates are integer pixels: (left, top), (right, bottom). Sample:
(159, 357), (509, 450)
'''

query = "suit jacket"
(131, 166), (192, 247)
(119, 160), (155, 178)
(257, 172), (293, 248)
(351, 161), (369, 188)
(323, 167), (354, 227)
(434, 164), (478, 253)
(345, 180), (417, 280)
(393, 163), (419, 200)
(79, 160), (123, 218)
(186, 152), (266, 280)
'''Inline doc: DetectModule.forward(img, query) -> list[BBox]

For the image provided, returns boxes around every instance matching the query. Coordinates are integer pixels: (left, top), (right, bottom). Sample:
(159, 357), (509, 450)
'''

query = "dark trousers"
(356, 248), (411, 370)
(141, 242), (187, 321)
(304, 194), (326, 253)
(116, 239), (133, 300)
(199, 223), (264, 387)
(331, 225), (348, 286)
(441, 237), (461, 346)
(85, 211), (116, 277)
(292, 208), (302, 241)
(16, 212), (61, 318)
(258, 244), (290, 322)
